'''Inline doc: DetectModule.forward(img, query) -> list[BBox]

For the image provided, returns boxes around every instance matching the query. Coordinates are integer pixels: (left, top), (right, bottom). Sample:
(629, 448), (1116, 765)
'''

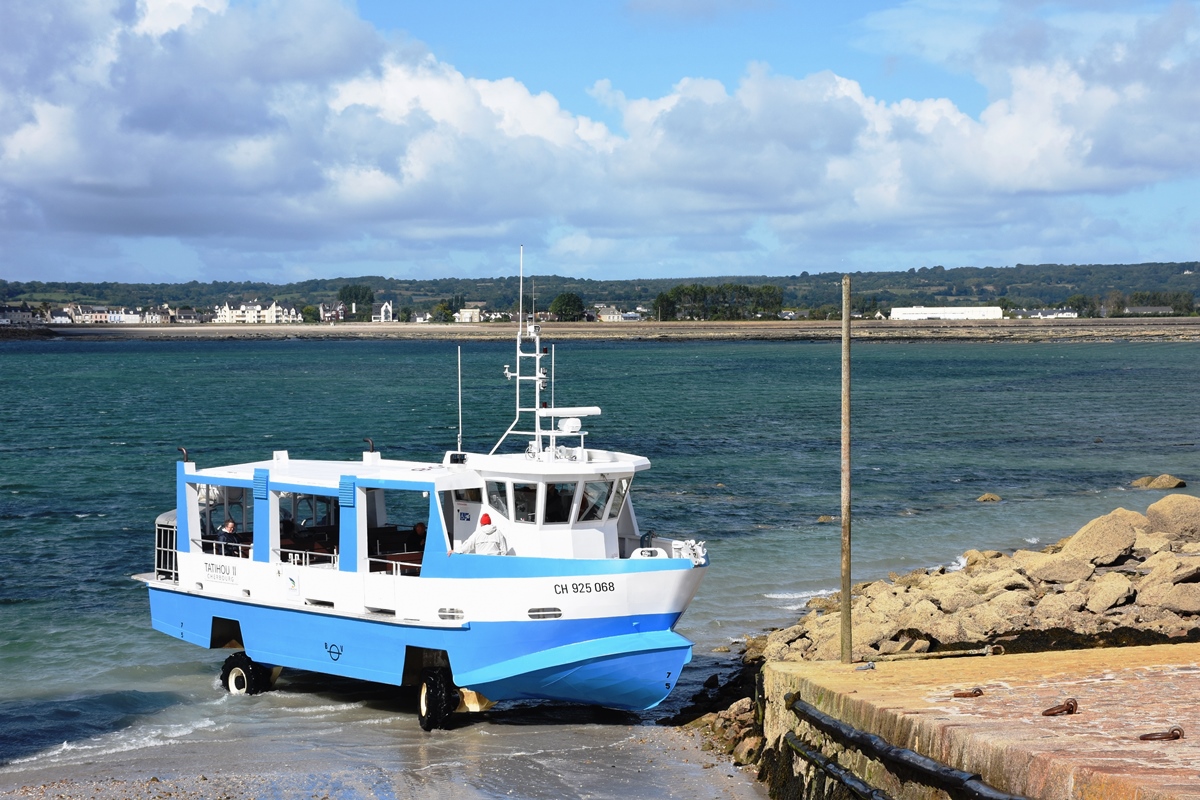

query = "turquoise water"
(1, 337), (1198, 792)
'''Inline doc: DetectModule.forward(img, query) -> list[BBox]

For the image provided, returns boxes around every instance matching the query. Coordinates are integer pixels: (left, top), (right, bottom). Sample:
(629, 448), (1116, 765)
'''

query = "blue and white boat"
(136, 308), (708, 730)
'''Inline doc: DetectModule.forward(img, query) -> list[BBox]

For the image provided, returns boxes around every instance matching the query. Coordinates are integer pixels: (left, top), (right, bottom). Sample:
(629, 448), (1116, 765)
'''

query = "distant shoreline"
(22, 317), (1200, 343)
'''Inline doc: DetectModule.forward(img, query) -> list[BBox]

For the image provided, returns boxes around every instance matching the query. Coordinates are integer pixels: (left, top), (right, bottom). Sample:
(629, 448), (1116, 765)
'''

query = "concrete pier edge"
(759, 643), (1200, 800)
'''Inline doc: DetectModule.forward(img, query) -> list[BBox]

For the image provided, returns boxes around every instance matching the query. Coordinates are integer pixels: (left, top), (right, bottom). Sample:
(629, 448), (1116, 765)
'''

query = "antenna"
(518, 245), (524, 338)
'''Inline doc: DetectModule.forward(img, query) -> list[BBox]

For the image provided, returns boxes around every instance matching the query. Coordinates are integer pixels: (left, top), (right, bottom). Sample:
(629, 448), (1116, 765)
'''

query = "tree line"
(3, 262), (1197, 317)
(650, 283), (783, 320)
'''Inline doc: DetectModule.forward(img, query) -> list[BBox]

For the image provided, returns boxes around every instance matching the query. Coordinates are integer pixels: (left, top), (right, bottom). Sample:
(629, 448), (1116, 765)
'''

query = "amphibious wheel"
(417, 668), (457, 731)
(219, 652), (270, 696)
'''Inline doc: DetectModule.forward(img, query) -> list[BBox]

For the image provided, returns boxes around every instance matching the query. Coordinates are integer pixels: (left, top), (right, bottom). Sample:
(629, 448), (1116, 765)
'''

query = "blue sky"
(1, 0), (1197, 283)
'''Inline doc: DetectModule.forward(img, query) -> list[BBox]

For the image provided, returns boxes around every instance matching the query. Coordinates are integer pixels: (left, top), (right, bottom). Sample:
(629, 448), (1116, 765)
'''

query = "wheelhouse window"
(454, 488), (482, 503)
(543, 482), (578, 524)
(513, 483), (538, 523)
(486, 481), (510, 520)
(610, 477), (631, 521)
(578, 481), (613, 522)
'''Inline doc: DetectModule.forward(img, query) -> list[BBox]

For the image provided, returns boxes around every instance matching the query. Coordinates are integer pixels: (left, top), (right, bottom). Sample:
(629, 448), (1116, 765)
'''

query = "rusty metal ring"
(1041, 698), (1078, 716)
(953, 687), (984, 698)
(1139, 726), (1184, 741)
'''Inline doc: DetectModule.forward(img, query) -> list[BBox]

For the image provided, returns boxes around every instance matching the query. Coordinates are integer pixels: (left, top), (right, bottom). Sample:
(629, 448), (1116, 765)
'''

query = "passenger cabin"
(154, 446), (655, 598)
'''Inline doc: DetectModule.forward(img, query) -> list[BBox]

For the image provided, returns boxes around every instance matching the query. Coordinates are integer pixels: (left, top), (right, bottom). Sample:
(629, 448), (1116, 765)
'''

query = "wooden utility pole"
(840, 275), (853, 664)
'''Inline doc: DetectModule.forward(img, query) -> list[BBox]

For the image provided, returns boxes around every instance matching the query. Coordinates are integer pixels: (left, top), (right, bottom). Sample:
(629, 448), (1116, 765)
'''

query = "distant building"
(371, 301), (394, 322)
(0, 305), (35, 325)
(1012, 308), (1079, 319)
(454, 308), (481, 323)
(595, 305), (623, 322)
(70, 304), (110, 324)
(320, 302), (346, 322)
(215, 300), (302, 324)
(1124, 306), (1173, 316)
(889, 306), (1003, 321)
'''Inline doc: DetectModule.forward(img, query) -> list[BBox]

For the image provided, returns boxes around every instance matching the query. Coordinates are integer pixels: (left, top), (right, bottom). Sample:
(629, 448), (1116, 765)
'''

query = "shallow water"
(1, 337), (1197, 795)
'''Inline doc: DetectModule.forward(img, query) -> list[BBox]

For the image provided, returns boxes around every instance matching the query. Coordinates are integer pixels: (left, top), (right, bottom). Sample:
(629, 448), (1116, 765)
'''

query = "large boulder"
(1060, 508), (1145, 565)
(1160, 584), (1200, 616)
(1139, 555), (1200, 588)
(932, 589), (986, 614)
(1035, 591), (1086, 622)
(1149, 475), (1188, 490)
(866, 588), (909, 616)
(1023, 552), (1095, 584)
(967, 568), (1033, 596)
(1133, 532), (1173, 558)
(1086, 572), (1134, 614)
(1146, 494), (1200, 541)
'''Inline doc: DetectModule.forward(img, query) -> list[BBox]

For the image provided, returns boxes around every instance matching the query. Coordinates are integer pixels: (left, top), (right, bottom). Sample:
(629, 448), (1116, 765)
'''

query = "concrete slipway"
(760, 643), (1200, 800)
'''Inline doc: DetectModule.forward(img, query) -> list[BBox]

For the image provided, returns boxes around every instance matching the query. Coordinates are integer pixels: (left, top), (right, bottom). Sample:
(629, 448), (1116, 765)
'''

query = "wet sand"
(1, 723), (764, 800)
(37, 317), (1200, 343)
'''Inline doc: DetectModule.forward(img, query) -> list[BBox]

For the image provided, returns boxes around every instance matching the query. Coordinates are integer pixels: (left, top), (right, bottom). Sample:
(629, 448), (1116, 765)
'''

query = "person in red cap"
(453, 512), (509, 555)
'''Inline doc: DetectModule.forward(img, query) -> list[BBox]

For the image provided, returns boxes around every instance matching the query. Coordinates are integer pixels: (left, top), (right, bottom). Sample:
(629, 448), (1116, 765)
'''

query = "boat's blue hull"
(148, 585), (692, 710)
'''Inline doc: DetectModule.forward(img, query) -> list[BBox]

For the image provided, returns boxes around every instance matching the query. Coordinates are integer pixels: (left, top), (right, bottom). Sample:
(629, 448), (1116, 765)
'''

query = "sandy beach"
(22, 316), (1200, 343)
(1, 723), (765, 800)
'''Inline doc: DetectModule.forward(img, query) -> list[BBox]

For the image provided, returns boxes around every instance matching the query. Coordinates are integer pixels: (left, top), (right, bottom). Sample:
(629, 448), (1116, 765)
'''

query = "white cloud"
(0, 0), (1198, 281)
(135, 0), (227, 37)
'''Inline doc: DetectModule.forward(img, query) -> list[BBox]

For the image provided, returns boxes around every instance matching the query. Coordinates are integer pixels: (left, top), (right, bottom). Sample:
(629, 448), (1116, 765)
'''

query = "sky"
(1, 0), (1198, 284)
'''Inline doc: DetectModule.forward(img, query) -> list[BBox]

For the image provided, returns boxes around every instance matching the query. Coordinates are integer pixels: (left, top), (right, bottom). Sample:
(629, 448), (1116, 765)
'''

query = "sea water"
(1, 337), (1198, 795)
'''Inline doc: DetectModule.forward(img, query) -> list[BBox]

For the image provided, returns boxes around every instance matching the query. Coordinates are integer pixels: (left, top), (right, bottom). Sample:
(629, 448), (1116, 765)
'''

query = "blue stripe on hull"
(148, 587), (692, 710)
(457, 631), (692, 710)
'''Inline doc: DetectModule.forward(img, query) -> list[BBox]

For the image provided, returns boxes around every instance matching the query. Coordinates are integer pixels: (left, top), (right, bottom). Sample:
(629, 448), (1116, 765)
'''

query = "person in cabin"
(216, 518), (241, 556)
(412, 521), (427, 551)
(453, 513), (508, 555)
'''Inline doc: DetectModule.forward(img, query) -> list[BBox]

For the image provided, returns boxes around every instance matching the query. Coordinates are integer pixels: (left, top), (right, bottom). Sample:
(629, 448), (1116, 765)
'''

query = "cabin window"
(486, 481), (510, 520)
(578, 481), (613, 522)
(513, 483), (538, 523)
(610, 477), (631, 521)
(199, 485), (249, 537)
(276, 492), (339, 566)
(384, 489), (429, 532)
(284, 493), (337, 530)
(454, 488), (482, 503)
(543, 482), (578, 524)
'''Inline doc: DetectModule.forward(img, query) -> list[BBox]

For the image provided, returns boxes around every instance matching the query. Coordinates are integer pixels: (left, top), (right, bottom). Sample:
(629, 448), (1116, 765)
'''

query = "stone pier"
(759, 643), (1200, 800)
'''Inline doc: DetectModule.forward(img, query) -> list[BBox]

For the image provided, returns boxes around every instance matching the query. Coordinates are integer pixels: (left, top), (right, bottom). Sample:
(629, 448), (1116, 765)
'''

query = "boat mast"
(492, 247), (547, 455)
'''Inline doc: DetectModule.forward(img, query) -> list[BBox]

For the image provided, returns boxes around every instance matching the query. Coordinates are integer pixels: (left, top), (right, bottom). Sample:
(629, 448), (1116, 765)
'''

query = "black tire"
(417, 668), (457, 731)
(220, 652), (270, 696)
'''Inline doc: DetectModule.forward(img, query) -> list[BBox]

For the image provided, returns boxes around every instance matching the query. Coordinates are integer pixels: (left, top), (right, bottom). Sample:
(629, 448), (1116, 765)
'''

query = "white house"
(454, 308), (481, 323)
(889, 306), (1004, 321)
(215, 300), (302, 324)
(371, 301), (394, 322)
(1012, 308), (1079, 319)
(320, 302), (346, 322)
(595, 305), (623, 322)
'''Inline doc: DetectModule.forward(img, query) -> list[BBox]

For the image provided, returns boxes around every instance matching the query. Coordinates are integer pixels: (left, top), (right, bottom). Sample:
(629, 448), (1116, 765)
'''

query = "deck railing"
(276, 547), (338, 568)
(155, 522), (178, 581)
(191, 537), (252, 558)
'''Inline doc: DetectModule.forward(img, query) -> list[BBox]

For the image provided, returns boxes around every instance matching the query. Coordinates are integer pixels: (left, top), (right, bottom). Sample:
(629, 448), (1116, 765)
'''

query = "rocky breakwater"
(764, 493), (1200, 664)
(686, 492), (1200, 783)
